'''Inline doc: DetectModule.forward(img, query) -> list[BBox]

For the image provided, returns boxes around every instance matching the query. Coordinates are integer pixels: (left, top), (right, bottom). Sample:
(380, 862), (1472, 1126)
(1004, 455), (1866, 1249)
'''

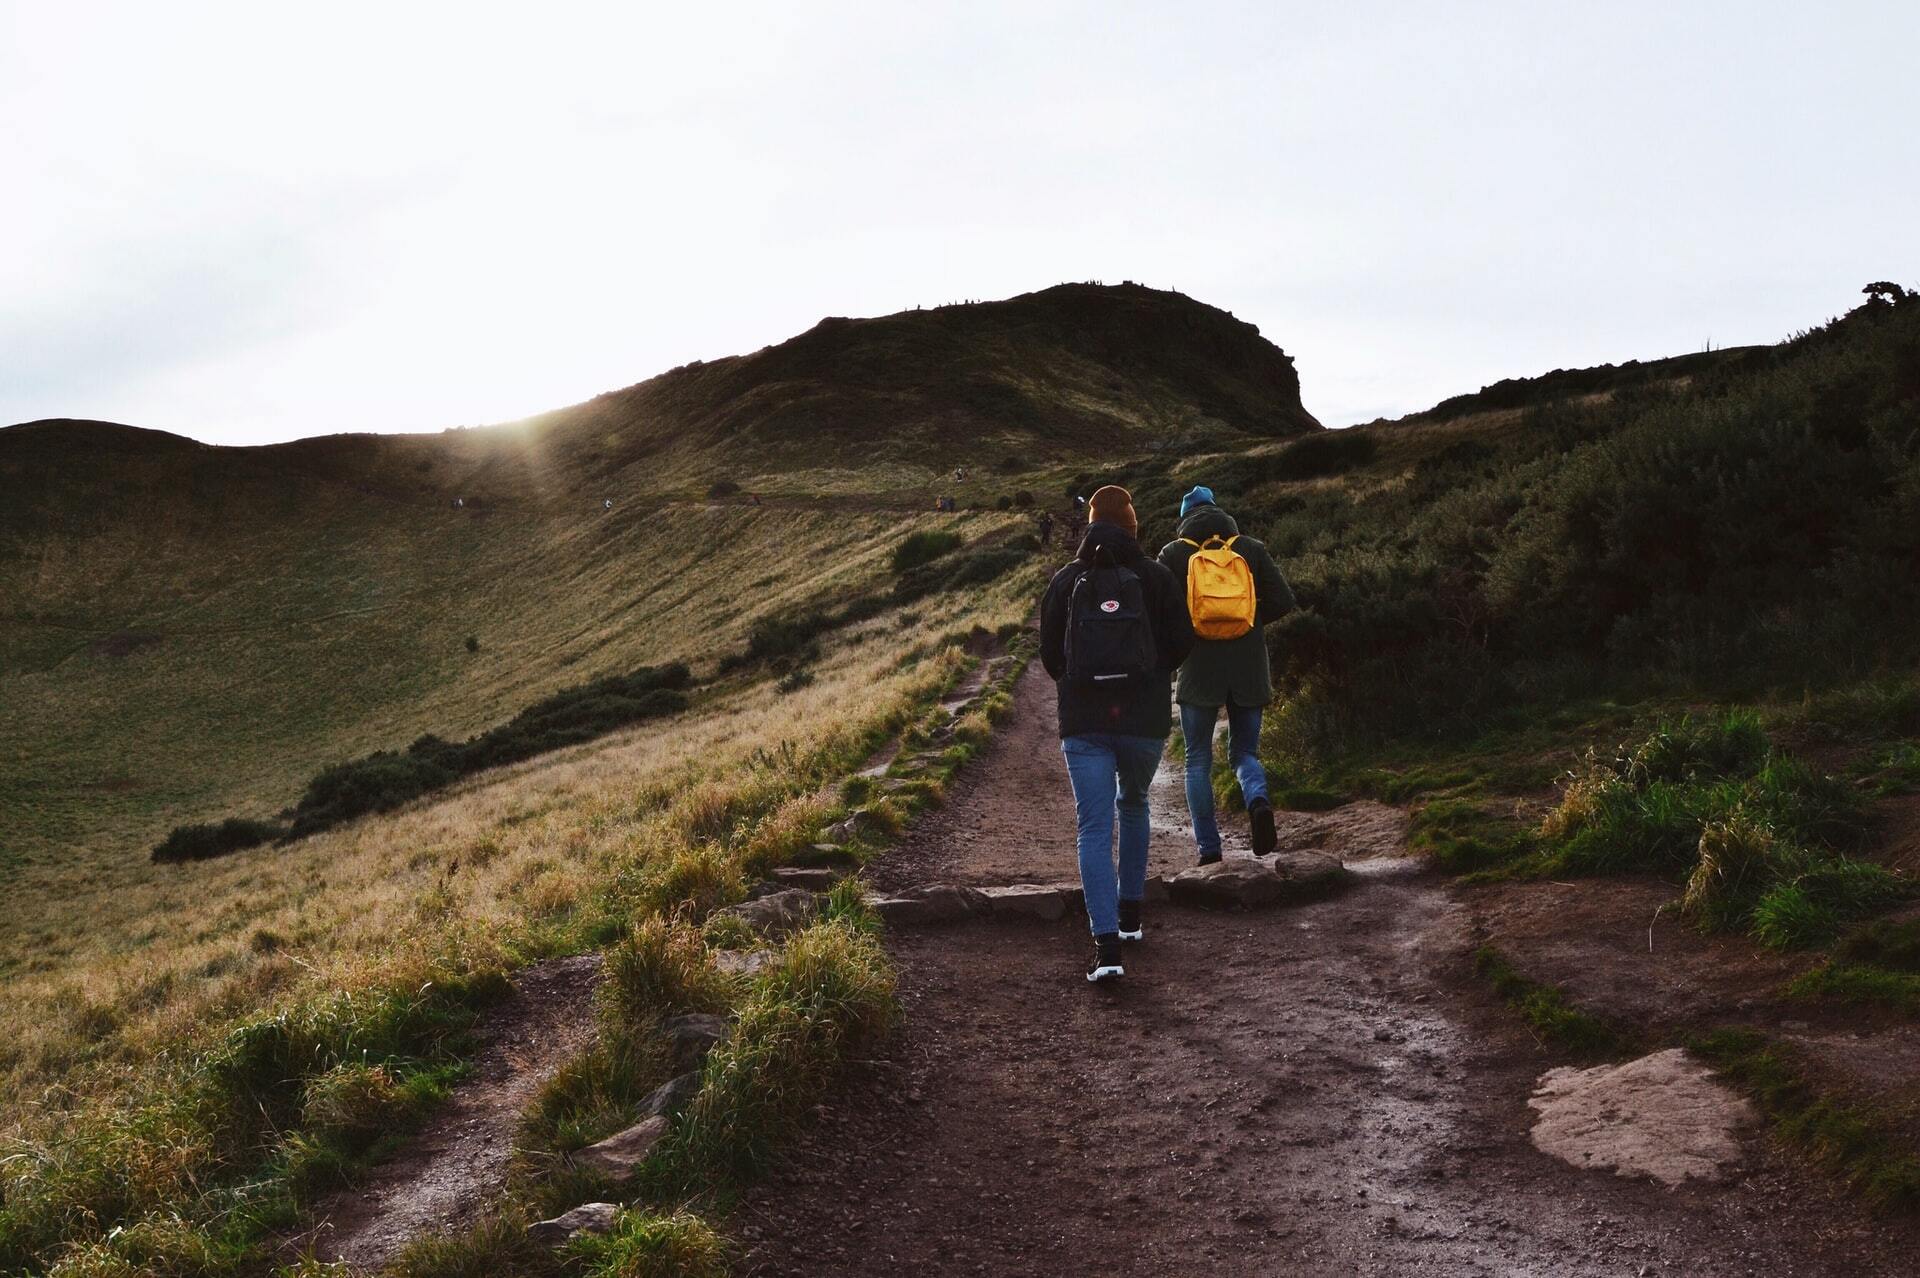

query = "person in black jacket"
(1040, 485), (1194, 982)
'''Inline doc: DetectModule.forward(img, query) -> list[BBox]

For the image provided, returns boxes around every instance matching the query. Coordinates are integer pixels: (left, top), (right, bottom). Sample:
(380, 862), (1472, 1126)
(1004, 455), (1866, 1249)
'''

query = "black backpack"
(1064, 549), (1158, 689)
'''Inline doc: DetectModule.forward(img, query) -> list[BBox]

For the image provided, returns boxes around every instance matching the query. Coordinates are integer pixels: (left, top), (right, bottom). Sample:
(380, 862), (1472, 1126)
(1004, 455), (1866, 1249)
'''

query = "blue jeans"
(1179, 702), (1269, 859)
(1061, 734), (1164, 936)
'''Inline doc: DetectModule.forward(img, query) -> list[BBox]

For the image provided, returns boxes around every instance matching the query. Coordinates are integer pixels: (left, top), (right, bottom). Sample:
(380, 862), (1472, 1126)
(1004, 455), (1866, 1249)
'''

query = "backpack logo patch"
(1099, 599), (1119, 613)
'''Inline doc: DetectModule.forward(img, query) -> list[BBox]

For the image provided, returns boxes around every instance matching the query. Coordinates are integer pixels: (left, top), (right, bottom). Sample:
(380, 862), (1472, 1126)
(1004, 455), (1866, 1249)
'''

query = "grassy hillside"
(0, 282), (1315, 880)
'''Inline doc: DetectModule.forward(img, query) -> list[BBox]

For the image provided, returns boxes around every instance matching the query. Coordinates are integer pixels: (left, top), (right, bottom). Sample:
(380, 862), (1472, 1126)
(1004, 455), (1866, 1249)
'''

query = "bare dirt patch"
(307, 953), (602, 1271)
(1464, 876), (1813, 1028)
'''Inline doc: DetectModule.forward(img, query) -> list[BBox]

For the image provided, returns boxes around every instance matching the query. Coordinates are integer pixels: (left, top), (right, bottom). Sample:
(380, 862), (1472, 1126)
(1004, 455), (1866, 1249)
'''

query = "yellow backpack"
(1179, 535), (1256, 639)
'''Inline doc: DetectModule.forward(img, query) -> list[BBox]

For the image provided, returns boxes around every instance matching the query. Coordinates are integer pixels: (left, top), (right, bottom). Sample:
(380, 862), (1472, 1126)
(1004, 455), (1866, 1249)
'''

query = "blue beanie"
(1179, 485), (1215, 518)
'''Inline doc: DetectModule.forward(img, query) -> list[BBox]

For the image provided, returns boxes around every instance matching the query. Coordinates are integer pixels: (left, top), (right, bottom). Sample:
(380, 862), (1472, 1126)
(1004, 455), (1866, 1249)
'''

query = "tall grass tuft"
(655, 917), (895, 1190)
(602, 917), (733, 1032)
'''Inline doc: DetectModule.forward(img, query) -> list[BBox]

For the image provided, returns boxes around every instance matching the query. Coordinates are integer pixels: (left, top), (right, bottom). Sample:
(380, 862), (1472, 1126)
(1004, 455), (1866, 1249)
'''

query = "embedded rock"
(528, 1201), (620, 1245)
(712, 948), (776, 977)
(825, 809), (887, 843)
(572, 1116), (668, 1177)
(978, 883), (1069, 921)
(772, 866), (844, 891)
(642, 1070), (703, 1118)
(1528, 1049), (1755, 1185)
(793, 842), (861, 869)
(661, 1012), (730, 1073)
(721, 888), (816, 937)
(526, 1197), (614, 1235)
(871, 884), (991, 926)
(1166, 852), (1348, 909)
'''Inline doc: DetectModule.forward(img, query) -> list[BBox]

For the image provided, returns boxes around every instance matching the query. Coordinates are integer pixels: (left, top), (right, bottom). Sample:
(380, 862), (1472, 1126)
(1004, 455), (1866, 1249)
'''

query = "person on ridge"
(1158, 485), (1296, 865)
(1040, 485), (1193, 983)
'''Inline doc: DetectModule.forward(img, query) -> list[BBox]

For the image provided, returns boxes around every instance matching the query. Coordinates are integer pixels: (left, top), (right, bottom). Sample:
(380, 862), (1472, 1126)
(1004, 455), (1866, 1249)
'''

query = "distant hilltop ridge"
(1, 283), (1322, 506)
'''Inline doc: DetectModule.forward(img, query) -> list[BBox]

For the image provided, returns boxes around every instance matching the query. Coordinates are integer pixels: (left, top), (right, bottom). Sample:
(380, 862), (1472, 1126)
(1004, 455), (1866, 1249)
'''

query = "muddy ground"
(736, 662), (1915, 1276)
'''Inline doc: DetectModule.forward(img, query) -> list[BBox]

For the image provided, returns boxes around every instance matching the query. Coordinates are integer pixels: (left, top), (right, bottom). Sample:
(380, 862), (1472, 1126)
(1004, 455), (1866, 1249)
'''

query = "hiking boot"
(1196, 851), (1223, 867)
(1249, 797), (1277, 857)
(1117, 899), (1143, 942)
(1086, 934), (1124, 983)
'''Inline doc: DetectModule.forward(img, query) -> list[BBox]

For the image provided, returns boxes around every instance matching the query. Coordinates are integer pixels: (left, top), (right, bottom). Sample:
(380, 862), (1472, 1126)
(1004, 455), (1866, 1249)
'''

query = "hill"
(4, 280), (1920, 1274)
(0, 282), (1317, 874)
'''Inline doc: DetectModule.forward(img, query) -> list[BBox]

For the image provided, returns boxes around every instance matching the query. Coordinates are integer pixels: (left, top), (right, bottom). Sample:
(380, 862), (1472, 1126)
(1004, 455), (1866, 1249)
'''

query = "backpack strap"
(1178, 538), (1201, 550)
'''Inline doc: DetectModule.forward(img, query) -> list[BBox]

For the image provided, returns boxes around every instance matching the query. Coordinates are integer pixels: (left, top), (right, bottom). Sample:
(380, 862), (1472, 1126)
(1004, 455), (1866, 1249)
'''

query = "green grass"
(1472, 947), (1629, 1058)
(1690, 1028), (1920, 1208)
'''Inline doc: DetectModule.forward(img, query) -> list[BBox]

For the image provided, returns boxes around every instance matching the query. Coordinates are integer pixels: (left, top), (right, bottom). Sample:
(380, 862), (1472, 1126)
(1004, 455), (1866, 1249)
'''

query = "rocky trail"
(733, 662), (1908, 1276)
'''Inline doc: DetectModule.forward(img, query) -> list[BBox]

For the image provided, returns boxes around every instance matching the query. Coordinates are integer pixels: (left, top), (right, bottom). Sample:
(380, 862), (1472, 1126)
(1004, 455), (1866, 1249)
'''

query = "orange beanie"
(1088, 484), (1137, 537)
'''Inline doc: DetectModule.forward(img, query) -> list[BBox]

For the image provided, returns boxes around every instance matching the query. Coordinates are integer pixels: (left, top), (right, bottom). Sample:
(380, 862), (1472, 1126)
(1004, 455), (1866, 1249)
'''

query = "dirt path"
(735, 662), (1908, 1276)
(307, 953), (603, 1271)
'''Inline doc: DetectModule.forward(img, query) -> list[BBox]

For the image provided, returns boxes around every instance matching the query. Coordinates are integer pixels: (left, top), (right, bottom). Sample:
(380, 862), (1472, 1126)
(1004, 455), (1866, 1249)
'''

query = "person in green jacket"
(1158, 486), (1297, 864)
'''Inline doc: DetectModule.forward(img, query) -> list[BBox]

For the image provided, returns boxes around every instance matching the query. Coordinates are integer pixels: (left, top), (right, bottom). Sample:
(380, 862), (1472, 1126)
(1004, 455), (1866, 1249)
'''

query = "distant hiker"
(1041, 485), (1193, 982)
(1037, 510), (1055, 546)
(749, 493), (763, 506)
(603, 498), (613, 511)
(1158, 485), (1296, 865)
(452, 496), (464, 509)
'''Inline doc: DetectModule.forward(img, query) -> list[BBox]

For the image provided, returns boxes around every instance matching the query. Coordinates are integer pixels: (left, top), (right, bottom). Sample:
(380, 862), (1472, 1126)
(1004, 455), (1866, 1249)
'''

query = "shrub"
(285, 665), (690, 837)
(567, 1210), (727, 1278)
(1834, 918), (1920, 972)
(1013, 489), (1035, 507)
(300, 1061), (411, 1150)
(1259, 430), (1377, 481)
(995, 495), (1013, 511)
(634, 844), (744, 923)
(656, 919), (894, 1189)
(892, 529), (963, 573)
(706, 479), (741, 498)
(775, 669), (815, 694)
(150, 818), (286, 864)
(602, 917), (733, 1032)
(1682, 814), (1782, 932)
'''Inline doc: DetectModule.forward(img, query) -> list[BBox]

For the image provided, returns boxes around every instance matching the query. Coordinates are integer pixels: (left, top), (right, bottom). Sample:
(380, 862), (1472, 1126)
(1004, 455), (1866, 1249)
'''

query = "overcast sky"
(4, 2), (1915, 445)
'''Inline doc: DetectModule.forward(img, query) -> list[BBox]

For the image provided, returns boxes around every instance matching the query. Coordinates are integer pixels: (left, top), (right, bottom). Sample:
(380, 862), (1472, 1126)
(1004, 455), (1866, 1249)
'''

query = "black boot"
(1249, 796), (1277, 856)
(1086, 933), (1124, 983)
(1117, 899), (1143, 942)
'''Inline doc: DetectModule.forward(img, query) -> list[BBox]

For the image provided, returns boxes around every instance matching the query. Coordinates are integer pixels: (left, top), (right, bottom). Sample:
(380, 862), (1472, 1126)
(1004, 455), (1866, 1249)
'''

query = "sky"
(3, 1), (1916, 445)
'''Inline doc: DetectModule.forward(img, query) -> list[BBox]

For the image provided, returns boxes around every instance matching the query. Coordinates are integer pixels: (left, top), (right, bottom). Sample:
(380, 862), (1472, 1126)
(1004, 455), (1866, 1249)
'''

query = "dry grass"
(1, 511), (1038, 1140)
(0, 525), (1040, 1277)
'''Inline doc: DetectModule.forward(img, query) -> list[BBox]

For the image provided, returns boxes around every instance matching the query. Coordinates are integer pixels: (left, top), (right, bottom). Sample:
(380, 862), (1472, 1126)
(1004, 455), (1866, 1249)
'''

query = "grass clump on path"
(1788, 919), (1920, 1015)
(1472, 947), (1629, 1058)
(1690, 1028), (1920, 1208)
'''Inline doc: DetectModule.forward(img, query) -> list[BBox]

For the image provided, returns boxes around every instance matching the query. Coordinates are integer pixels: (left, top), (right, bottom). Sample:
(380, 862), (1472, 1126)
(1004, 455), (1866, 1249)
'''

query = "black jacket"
(1040, 521), (1195, 740)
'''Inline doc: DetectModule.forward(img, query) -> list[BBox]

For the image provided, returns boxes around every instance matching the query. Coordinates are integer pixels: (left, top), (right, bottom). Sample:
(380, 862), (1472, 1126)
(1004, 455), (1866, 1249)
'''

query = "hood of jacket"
(1075, 519), (1145, 565)
(1175, 504), (1239, 542)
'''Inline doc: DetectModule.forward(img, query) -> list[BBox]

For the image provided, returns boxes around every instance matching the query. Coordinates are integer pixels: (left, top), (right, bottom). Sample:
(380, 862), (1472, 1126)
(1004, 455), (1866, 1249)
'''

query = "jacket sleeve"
(1039, 566), (1072, 680)
(1153, 563), (1195, 673)
(1249, 539), (1297, 628)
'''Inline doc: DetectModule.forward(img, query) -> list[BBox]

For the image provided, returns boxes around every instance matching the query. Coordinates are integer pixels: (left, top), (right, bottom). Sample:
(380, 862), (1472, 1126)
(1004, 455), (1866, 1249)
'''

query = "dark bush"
(892, 529), (963, 572)
(285, 664), (690, 838)
(1257, 431), (1377, 482)
(151, 818), (288, 864)
(1013, 490), (1035, 508)
(464, 634), (479, 653)
(707, 479), (742, 498)
(995, 495), (1013, 511)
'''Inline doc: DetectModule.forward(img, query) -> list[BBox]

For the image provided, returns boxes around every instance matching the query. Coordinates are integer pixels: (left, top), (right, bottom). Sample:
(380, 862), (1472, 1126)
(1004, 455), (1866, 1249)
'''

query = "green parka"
(1158, 504), (1295, 707)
